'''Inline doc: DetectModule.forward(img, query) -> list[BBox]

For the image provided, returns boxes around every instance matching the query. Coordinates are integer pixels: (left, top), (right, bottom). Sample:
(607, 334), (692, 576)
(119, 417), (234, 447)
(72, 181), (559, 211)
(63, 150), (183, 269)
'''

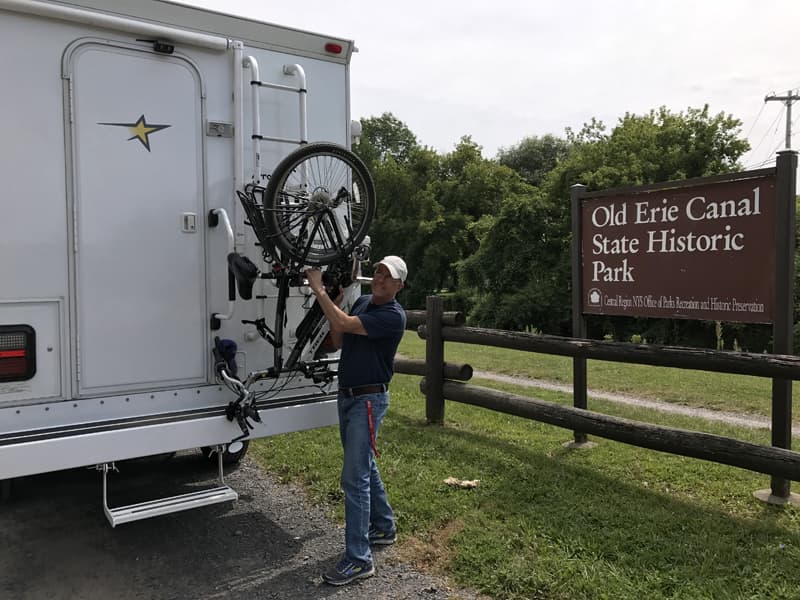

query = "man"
(305, 255), (407, 586)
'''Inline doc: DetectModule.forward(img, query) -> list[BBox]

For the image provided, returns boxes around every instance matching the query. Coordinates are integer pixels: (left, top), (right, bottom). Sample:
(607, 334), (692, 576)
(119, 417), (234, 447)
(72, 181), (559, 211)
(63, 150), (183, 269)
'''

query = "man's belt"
(338, 384), (387, 397)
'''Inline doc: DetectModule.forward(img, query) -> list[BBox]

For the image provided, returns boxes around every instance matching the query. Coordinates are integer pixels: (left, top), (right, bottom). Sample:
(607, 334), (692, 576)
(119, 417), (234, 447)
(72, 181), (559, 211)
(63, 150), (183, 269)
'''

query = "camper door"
(67, 42), (207, 396)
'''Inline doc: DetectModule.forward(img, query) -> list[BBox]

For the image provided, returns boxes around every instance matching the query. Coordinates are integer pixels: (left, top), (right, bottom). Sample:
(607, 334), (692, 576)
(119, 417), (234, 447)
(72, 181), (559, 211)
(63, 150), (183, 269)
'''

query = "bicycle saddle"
(227, 252), (258, 300)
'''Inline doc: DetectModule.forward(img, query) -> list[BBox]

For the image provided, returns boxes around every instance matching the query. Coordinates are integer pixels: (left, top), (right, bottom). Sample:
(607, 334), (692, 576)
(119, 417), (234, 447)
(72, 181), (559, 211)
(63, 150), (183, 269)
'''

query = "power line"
(748, 104), (785, 159)
(745, 90), (800, 169)
(744, 131), (787, 170)
(743, 101), (767, 140)
(745, 155), (775, 170)
(745, 127), (798, 170)
(764, 90), (799, 149)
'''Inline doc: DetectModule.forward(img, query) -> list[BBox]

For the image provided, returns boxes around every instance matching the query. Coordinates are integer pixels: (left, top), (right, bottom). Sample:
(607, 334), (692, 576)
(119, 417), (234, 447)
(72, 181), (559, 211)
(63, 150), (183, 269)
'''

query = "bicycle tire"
(264, 142), (376, 266)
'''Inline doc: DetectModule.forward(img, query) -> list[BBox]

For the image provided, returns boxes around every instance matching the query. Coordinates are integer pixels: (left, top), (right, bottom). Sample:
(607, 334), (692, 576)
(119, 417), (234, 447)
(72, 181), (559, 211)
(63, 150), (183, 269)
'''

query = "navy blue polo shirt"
(338, 295), (406, 388)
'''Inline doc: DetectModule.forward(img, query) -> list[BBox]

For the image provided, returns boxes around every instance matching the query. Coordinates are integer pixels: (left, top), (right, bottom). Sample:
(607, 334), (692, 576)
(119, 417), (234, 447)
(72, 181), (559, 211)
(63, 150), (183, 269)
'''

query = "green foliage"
(560, 106), (749, 190)
(459, 105), (751, 336)
(351, 106), (784, 352)
(458, 191), (569, 332)
(353, 111), (419, 166)
(496, 134), (569, 188)
(355, 118), (531, 308)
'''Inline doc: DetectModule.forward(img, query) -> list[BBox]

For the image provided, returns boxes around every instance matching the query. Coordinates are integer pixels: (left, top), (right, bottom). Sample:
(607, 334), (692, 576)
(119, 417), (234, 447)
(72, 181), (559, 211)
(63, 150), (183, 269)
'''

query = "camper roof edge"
(0, 0), (230, 50)
(1, 0), (355, 63)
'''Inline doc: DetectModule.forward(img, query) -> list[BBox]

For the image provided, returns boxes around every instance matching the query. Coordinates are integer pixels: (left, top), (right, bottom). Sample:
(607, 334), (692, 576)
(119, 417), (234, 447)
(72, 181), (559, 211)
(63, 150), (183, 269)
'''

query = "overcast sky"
(185, 0), (800, 171)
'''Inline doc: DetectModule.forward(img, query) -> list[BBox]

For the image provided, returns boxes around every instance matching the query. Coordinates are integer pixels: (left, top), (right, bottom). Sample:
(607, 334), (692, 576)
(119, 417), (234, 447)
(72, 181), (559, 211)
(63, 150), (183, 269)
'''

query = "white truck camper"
(0, 0), (375, 526)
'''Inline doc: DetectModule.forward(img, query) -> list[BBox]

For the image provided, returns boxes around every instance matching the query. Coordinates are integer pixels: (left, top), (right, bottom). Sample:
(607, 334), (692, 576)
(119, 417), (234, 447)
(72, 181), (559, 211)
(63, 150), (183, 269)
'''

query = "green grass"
(250, 336), (800, 599)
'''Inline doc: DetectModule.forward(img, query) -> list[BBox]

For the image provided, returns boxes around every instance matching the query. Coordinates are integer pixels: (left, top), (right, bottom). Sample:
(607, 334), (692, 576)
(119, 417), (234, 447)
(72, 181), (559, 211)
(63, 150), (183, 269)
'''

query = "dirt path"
(472, 370), (799, 436)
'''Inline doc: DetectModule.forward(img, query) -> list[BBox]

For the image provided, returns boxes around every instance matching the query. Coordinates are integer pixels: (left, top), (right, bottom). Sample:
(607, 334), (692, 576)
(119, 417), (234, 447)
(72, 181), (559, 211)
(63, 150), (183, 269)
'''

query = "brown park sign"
(580, 173), (776, 323)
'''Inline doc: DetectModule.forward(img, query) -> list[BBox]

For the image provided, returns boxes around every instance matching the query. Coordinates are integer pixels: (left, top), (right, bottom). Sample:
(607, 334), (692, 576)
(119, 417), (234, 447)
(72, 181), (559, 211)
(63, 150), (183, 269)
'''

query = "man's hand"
(304, 268), (366, 338)
(304, 268), (325, 295)
(305, 268), (344, 306)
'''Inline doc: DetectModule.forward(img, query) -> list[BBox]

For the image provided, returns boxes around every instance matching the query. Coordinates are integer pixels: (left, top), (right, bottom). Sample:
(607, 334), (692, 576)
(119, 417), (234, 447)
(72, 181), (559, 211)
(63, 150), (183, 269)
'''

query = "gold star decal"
(98, 114), (171, 152)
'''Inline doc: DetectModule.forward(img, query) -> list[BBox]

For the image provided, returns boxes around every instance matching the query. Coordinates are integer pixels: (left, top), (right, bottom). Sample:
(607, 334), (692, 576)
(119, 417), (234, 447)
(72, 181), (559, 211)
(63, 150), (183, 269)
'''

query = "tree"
(405, 137), (532, 307)
(459, 191), (565, 331)
(496, 134), (569, 188)
(365, 145), (441, 298)
(557, 105), (749, 192)
(353, 112), (419, 167)
(357, 130), (532, 309)
(460, 106), (751, 336)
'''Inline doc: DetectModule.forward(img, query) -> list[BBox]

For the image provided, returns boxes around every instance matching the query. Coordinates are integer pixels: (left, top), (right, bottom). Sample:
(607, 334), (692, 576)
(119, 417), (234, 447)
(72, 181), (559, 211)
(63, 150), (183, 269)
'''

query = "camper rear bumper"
(0, 396), (337, 479)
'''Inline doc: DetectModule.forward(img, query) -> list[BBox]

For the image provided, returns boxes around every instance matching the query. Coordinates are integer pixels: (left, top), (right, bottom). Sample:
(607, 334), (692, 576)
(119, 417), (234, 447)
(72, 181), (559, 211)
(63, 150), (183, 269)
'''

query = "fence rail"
(394, 296), (799, 503)
(420, 378), (800, 481)
(418, 325), (800, 380)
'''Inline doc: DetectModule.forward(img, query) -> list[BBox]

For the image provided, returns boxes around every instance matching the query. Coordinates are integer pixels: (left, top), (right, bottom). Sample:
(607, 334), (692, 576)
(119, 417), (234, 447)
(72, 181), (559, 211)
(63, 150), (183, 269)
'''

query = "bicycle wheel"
(264, 142), (376, 266)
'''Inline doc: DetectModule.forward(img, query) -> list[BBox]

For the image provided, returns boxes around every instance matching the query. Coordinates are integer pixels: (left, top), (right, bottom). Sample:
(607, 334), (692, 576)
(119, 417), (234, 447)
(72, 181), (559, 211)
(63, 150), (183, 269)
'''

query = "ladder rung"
(251, 80), (301, 93)
(252, 134), (306, 145)
(105, 485), (238, 527)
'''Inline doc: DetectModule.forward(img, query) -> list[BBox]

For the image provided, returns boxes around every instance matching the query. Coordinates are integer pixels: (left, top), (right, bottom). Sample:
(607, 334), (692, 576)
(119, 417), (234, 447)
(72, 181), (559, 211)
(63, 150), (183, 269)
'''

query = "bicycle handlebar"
(219, 369), (245, 394)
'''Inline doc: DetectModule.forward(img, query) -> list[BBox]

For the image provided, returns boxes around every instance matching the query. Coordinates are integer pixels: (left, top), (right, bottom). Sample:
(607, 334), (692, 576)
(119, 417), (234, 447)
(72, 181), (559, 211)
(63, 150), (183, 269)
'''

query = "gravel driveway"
(0, 452), (482, 600)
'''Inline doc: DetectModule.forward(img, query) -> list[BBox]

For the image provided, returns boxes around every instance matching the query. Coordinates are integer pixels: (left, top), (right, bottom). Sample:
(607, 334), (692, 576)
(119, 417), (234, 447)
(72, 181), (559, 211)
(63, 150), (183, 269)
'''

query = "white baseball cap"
(375, 255), (407, 282)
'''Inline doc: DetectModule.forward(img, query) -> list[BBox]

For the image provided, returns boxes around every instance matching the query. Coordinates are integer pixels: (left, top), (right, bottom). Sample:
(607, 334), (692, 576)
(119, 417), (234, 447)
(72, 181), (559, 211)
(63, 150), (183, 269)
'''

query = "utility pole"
(765, 90), (798, 149)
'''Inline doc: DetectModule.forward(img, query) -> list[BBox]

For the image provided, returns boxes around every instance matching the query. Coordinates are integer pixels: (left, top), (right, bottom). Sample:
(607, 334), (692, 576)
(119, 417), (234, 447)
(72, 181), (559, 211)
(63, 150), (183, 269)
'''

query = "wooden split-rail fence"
(394, 296), (800, 502)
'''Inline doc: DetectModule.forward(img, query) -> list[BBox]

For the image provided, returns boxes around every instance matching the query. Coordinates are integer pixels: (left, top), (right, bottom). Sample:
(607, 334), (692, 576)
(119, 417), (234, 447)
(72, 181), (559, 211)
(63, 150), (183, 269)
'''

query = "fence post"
(570, 183), (591, 446)
(425, 295), (445, 424)
(757, 150), (799, 505)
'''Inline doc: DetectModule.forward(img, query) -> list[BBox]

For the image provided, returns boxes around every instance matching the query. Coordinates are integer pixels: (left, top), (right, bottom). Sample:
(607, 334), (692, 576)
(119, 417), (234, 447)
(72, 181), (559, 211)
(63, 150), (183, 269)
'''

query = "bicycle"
(216, 142), (376, 442)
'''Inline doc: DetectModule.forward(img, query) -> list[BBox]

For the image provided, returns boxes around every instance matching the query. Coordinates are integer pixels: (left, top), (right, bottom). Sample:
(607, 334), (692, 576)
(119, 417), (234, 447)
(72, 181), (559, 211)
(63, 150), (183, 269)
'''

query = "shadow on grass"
(386, 409), (799, 598)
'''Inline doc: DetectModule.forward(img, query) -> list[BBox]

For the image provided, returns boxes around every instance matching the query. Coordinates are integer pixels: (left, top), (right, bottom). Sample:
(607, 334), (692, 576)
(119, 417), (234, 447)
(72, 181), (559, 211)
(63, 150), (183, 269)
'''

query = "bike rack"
(100, 449), (238, 527)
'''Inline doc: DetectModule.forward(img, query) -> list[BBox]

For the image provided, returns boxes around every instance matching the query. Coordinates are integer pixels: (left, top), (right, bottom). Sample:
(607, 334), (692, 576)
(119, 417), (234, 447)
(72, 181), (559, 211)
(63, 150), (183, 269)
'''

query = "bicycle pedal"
(245, 404), (262, 423)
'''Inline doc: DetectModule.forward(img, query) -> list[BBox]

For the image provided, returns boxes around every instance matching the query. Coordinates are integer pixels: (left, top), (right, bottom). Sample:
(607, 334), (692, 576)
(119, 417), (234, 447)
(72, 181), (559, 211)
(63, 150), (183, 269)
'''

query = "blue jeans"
(337, 390), (395, 565)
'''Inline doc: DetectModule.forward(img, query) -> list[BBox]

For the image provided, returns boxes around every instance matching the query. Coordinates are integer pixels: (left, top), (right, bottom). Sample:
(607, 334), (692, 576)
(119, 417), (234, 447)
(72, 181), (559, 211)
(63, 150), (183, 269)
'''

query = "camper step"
(99, 448), (238, 527)
(104, 485), (238, 527)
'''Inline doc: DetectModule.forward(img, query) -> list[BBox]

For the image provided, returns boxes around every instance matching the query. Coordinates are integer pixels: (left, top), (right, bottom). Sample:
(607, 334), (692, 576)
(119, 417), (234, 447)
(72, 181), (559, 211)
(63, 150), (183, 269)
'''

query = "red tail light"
(324, 42), (343, 55)
(0, 326), (36, 381)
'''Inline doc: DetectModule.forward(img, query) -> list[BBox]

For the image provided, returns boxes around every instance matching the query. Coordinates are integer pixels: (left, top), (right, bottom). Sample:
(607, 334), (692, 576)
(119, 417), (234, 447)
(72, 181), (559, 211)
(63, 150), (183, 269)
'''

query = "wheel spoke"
(319, 210), (344, 252)
(263, 144), (375, 265)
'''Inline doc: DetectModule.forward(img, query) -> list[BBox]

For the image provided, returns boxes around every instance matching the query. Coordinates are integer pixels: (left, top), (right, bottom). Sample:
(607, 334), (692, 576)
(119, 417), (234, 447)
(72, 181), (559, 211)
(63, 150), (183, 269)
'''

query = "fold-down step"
(100, 448), (238, 527)
(105, 485), (238, 527)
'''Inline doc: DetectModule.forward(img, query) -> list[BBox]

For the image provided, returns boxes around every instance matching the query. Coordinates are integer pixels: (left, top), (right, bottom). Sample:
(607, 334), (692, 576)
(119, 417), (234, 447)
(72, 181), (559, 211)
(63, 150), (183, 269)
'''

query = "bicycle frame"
(221, 142), (375, 442)
(220, 243), (369, 441)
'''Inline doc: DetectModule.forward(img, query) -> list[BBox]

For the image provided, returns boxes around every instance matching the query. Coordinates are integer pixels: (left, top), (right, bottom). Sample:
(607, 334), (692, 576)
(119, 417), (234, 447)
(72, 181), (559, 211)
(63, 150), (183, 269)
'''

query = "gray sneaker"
(368, 526), (397, 546)
(322, 557), (375, 586)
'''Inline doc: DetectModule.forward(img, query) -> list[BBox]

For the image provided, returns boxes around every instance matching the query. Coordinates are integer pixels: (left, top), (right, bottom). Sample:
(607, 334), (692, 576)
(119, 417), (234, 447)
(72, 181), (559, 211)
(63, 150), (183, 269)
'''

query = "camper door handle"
(210, 208), (235, 321)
